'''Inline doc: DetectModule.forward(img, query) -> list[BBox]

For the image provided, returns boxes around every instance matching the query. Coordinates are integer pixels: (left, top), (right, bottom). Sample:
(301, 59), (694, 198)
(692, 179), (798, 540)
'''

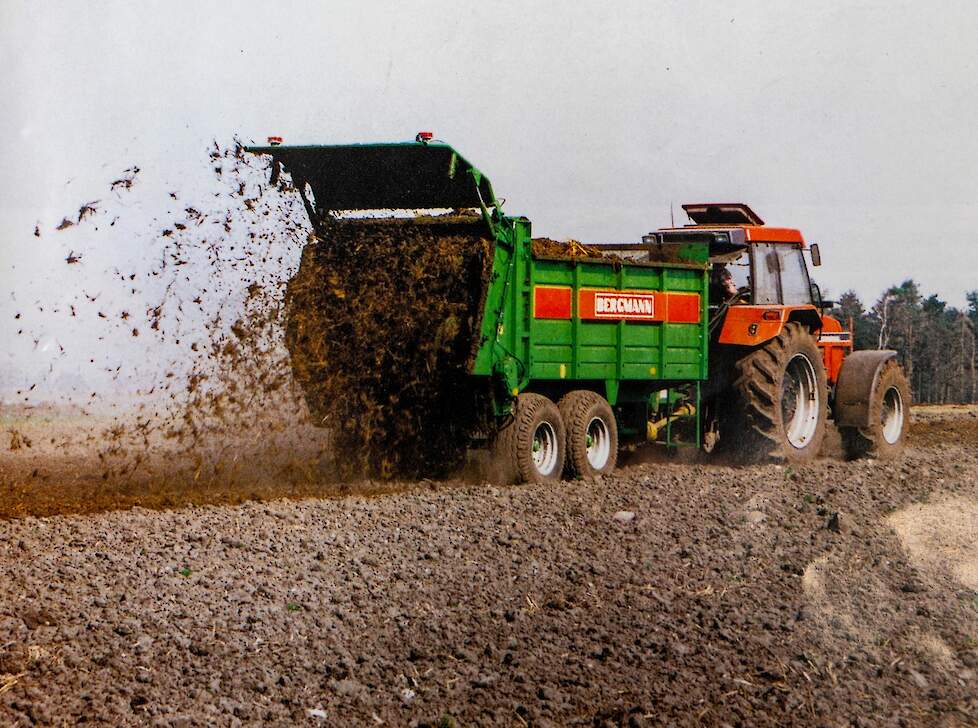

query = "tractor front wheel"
(725, 322), (828, 463)
(839, 359), (910, 460)
(492, 393), (566, 483)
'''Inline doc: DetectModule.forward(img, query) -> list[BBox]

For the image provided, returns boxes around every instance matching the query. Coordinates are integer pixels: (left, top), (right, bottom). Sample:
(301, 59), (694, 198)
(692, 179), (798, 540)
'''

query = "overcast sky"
(2, 1), (977, 394)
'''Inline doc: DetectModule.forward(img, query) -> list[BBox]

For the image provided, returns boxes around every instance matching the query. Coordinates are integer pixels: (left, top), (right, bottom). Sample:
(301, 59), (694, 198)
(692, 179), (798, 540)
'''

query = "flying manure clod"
(246, 136), (910, 481)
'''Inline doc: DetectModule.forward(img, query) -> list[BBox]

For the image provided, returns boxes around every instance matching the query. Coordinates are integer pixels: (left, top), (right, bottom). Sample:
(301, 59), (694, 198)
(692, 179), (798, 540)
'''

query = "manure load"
(284, 217), (494, 478)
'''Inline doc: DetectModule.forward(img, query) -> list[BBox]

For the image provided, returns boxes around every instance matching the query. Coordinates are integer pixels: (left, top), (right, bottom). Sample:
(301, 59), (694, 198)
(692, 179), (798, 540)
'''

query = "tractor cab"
(646, 203), (847, 379)
(652, 203), (819, 309)
(708, 237), (816, 308)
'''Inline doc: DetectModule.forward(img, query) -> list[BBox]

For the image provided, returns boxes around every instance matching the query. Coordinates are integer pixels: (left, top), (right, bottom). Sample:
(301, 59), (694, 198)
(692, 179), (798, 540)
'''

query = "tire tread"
(557, 391), (618, 478)
(724, 322), (828, 462)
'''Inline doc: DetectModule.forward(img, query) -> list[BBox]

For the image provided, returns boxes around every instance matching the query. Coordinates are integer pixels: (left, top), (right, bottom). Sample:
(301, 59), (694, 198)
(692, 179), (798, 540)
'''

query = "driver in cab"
(710, 262), (739, 306)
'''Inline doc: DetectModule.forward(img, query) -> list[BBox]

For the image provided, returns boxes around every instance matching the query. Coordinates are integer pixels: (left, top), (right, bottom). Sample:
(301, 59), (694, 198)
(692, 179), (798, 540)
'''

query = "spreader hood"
(244, 141), (497, 213)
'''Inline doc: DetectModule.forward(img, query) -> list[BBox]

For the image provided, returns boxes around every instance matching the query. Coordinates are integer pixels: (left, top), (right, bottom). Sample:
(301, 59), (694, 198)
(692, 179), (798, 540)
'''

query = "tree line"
(828, 282), (978, 404)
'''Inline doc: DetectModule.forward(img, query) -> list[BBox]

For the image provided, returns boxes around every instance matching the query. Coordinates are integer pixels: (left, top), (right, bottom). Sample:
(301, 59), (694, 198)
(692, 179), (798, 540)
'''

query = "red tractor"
(654, 203), (910, 462)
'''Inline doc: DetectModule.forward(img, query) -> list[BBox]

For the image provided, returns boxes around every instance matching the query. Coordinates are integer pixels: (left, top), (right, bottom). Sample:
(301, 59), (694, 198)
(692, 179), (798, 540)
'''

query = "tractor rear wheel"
(725, 322), (828, 463)
(558, 391), (618, 478)
(839, 359), (910, 460)
(492, 393), (566, 484)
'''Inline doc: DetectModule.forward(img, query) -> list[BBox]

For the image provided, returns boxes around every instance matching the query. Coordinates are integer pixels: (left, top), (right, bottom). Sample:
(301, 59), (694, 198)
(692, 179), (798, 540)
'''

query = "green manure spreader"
(247, 134), (909, 482)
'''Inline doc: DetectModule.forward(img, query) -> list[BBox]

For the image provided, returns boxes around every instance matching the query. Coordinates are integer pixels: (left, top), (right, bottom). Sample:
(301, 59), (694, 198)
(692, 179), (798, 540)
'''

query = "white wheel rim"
(531, 421), (559, 476)
(881, 386), (904, 445)
(782, 353), (820, 449)
(585, 416), (611, 470)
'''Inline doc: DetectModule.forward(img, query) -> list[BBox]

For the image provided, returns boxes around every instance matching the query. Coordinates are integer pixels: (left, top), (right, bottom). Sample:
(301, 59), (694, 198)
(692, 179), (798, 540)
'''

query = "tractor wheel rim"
(585, 416), (611, 469)
(881, 386), (904, 445)
(531, 421), (559, 476)
(782, 353), (819, 449)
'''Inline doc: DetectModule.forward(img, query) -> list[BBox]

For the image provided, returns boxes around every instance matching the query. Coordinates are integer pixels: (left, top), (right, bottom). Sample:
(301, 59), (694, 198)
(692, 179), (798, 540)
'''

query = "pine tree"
(872, 280), (920, 391)
(836, 290), (878, 351)
(967, 291), (978, 402)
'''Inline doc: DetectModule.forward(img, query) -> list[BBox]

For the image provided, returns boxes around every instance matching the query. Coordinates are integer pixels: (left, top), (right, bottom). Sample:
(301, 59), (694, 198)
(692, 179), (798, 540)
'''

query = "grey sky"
(2, 1), (978, 395)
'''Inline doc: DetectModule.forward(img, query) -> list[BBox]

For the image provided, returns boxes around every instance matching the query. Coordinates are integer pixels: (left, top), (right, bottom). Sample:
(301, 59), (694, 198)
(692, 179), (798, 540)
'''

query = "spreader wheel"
(839, 359), (910, 460)
(493, 393), (566, 484)
(725, 322), (828, 463)
(558, 390), (618, 478)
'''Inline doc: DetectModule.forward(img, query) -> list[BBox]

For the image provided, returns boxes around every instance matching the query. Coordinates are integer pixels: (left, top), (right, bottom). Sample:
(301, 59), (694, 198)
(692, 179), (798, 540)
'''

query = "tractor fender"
(718, 305), (822, 347)
(833, 350), (898, 428)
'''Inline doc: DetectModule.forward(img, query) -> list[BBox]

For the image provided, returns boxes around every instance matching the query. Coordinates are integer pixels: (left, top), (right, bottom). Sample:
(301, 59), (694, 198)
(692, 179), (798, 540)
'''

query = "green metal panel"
(528, 261), (706, 387)
(472, 213), (710, 407)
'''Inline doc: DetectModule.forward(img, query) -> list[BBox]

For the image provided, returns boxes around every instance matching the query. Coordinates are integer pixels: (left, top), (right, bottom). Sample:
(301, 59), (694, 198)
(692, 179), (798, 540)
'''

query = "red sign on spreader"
(533, 286), (573, 319)
(533, 286), (700, 324)
(589, 291), (656, 320)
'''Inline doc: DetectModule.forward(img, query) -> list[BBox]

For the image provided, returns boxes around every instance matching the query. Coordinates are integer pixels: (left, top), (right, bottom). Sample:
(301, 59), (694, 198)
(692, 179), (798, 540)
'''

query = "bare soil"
(0, 407), (977, 726)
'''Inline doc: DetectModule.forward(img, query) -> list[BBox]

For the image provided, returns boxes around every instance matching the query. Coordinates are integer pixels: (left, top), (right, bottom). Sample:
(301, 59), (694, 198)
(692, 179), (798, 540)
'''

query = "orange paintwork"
(718, 305), (810, 346)
(656, 224), (805, 246)
(719, 307), (853, 385)
(816, 315), (853, 385)
(741, 226), (804, 245)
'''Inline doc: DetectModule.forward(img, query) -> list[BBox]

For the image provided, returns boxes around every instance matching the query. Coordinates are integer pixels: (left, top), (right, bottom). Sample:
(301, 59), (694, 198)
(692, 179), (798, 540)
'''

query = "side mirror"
(810, 243), (822, 267)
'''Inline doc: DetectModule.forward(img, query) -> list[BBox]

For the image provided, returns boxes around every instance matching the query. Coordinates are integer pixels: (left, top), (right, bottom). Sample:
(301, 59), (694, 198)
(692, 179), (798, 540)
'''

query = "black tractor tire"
(558, 391), (618, 478)
(492, 393), (566, 484)
(839, 359), (911, 460)
(724, 321), (828, 463)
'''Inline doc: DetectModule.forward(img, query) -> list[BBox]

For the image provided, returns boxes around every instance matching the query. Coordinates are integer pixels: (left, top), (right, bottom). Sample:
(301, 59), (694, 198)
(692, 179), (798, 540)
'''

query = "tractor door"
(750, 243), (813, 305)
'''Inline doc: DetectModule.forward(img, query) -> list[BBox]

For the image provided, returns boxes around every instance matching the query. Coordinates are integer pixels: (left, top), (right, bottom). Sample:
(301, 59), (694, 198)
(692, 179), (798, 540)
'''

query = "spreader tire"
(558, 391), (618, 478)
(839, 359), (910, 460)
(726, 322), (828, 463)
(493, 393), (566, 484)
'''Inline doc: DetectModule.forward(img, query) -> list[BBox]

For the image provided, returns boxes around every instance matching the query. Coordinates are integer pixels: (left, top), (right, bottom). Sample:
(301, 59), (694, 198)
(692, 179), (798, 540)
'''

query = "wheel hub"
(531, 421), (559, 476)
(881, 386), (904, 445)
(585, 417), (611, 469)
(782, 353), (820, 449)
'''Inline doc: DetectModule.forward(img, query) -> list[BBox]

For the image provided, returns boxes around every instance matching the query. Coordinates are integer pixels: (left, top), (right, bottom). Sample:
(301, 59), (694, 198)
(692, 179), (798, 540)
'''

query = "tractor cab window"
(708, 249), (750, 305)
(751, 243), (812, 305)
(727, 250), (751, 291)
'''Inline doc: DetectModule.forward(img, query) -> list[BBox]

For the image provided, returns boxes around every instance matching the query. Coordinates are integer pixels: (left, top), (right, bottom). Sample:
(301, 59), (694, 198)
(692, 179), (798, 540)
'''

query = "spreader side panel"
(526, 257), (709, 384)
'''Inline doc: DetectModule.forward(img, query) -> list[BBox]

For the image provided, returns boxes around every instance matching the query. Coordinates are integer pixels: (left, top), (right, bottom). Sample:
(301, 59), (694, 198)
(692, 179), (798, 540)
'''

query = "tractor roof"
(657, 202), (805, 246)
(683, 203), (764, 226)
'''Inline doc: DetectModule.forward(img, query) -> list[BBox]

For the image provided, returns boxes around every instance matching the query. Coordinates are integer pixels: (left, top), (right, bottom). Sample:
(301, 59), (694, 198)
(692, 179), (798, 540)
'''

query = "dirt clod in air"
(8, 430), (30, 451)
(284, 220), (494, 479)
(1, 139), (334, 518)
